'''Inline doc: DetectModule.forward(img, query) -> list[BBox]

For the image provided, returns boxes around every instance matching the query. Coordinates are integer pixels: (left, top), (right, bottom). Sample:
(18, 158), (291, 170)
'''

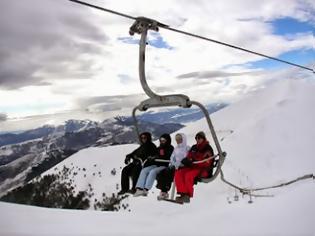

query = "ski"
(159, 198), (184, 204)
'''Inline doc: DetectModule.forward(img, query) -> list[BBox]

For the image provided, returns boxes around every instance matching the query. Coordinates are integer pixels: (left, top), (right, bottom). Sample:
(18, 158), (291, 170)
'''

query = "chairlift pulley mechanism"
(129, 17), (169, 35)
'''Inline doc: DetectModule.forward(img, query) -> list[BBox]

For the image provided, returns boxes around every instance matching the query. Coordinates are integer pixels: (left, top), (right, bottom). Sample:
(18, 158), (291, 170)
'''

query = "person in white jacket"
(156, 133), (190, 200)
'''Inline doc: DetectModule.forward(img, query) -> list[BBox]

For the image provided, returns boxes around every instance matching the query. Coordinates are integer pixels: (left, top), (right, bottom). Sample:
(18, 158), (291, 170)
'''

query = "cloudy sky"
(0, 0), (314, 130)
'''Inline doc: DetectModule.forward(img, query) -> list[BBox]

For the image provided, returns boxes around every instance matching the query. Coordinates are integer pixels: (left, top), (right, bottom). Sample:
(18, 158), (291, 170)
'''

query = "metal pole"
(170, 181), (176, 200)
(132, 106), (141, 143)
(191, 100), (226, 181)
(139, 28), (160, 98)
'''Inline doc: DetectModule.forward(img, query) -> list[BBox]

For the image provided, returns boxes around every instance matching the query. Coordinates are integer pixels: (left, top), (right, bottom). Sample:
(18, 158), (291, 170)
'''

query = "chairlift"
(68, 0), (313, 184)
(68, 0), (315, 199)
(129, 17), (226, 183)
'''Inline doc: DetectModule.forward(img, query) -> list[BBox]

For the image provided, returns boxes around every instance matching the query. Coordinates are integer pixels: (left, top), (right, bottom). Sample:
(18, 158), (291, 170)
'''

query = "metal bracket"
(129, 17), (168, 35)
(137, 95), (192, 111)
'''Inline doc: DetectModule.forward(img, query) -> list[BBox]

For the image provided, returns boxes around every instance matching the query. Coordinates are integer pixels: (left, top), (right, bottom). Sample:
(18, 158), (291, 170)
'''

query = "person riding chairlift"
(133, 133), (174, 197)
(156, 133), (190, 200)
(174, 131), (214, 203)
(118, 132), (157, 195)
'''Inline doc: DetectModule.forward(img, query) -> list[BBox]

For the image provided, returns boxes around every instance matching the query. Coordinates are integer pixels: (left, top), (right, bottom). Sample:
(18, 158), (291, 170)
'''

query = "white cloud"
(0, 0), (314, 120)
(0, 113), (7, 122)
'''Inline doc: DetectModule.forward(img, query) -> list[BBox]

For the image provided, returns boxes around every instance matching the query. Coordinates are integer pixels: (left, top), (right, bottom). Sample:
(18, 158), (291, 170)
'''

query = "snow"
(0, 147), (13, 156)
(1, 79), (315, 236)
(0, 152), (46, 196)
(44, 145), (138, 200)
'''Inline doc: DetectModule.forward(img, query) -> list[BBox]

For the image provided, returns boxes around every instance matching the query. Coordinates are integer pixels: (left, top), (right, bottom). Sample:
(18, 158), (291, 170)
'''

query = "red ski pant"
(174, 167), (201, 197)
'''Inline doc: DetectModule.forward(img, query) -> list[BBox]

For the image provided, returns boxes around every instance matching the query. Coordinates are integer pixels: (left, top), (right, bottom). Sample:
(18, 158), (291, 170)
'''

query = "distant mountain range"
(132, 103), (227, 124)
(0, 103), (227, 148)
(0, 120), (99, 148)
(0, 118), (183, 196)
(0, 103), (227, 196)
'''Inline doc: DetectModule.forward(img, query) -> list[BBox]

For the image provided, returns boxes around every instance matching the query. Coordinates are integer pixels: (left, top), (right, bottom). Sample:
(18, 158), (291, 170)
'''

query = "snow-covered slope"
(182, 79), (315, 185)
(1, 79), (315, 236)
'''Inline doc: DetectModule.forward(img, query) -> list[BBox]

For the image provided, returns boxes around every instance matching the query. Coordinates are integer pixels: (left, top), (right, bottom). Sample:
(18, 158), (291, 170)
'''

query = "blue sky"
(271, 17), (314, 35)
(248, 48), (314, 70)
(248, 18), (315, 71)
(118, 32), (173, 49)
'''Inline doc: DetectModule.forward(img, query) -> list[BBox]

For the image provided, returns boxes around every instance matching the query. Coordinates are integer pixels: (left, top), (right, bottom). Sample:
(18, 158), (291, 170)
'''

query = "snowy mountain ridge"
(1, 78), (315, 236)
(0, 119), (98, 147)
(0, 118), (183, 197)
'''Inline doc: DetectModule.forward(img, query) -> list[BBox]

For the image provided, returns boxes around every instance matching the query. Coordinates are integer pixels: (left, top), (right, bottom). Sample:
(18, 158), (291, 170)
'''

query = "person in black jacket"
(133, 133), (174, 197)
(118, 132), (157, 195)
(156, 133), (190, 200)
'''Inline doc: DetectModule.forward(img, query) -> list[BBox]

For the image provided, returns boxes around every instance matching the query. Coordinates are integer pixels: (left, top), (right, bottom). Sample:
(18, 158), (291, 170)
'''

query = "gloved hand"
(143, 156), (155, 167)
(168, 165), (175, 170)
(124, 154), (132, 164)
(181, 158), (193, 167)
(147, 156), (155, 161)
(124, 157), (130, 165)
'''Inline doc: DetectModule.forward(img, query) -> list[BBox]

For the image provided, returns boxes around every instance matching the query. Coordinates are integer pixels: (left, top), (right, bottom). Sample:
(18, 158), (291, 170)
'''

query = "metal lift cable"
(69, 0), (314, 73)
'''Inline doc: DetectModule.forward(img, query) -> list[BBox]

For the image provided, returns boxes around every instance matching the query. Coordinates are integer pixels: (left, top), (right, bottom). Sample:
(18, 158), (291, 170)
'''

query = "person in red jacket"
(174, 131), (214, 203)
